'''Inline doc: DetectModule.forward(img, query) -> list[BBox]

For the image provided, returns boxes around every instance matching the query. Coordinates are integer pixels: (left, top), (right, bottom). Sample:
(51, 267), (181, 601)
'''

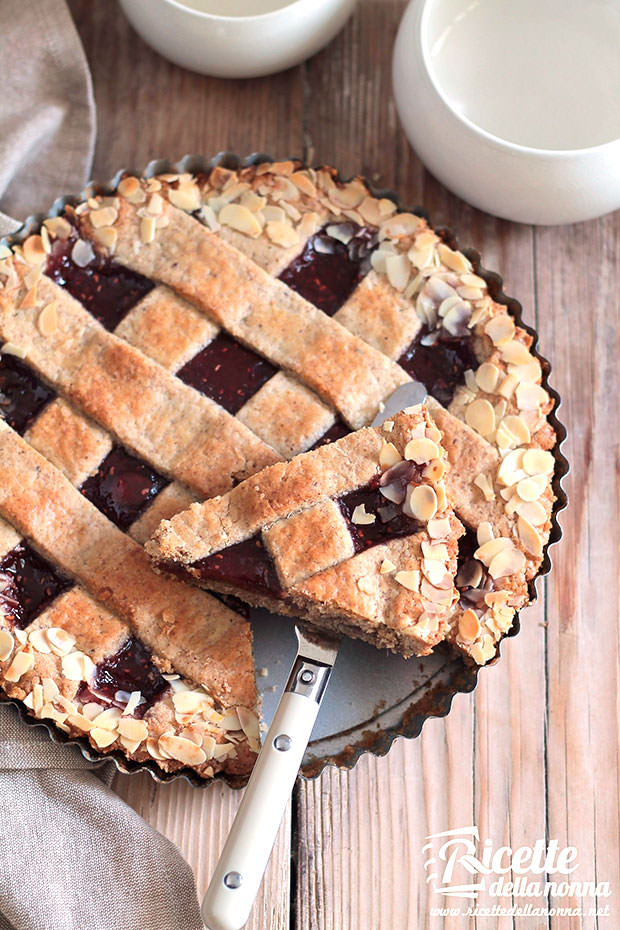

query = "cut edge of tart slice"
(147, 404), (466, 659)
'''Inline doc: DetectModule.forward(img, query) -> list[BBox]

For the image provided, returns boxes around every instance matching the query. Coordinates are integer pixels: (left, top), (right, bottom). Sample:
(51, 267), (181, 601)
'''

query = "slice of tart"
(0, 419), (259, 781)
(147, 405), (465, 658)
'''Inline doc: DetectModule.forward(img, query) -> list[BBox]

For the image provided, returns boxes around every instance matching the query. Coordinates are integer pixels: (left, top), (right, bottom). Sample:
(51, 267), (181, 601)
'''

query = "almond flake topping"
(518, 516), (543, 557)
(46, 627), (76, 656)
(380, 558), (396, 574)
(394, 569), (420, 592)
(5, 647), (34, 682)
(458, 609), (481, 643)
(118, 718), (148, 743)
(61, 650), (95, 682)
(0, 342), (27, 359)
(465, 398), (495, 438)
(28, 629), (52, 654)
(219, 203), (262, 238)
(484, 314), (515, 346)
(522, 449), (554, 476)
(351, 504), (376, 525)
(0, 629), (14, 662)
(90, 727), (117, 749)
(265, 221), (299, 248)
(167, 182), (201, 213)
(404, 485), (437, 522)
(428, 516), (451, 539)
(122, 690), (142, 716)
(379, 440), (401, 467)
(22, 235), (47, 266)
(403, 437), (439, 464)
(159, 733), (207, 766)
(516, 382), (548, 411)
(470, 635), (496, 665)
(37, 302), (58, 337)
(475, 362), (501, 394)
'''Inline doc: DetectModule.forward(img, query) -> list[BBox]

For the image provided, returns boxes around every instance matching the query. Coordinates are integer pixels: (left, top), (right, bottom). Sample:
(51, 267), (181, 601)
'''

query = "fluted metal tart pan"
(0, 152), (568, 787)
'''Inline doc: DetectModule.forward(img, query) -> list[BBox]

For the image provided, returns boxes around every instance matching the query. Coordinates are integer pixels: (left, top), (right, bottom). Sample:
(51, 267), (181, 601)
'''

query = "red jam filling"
(398, 327), (478, 406)
(80, 446), (169, 531)
(338, 464), (424, 553)
(46, 234), (154, 331)
(0, 543), (71, 629)
(79, 636), (169, 716)
(0, 354), (56, 435)
(279, 223), (377, 316)
(193, 535), (283, 600)
(177, 332), (277, 415)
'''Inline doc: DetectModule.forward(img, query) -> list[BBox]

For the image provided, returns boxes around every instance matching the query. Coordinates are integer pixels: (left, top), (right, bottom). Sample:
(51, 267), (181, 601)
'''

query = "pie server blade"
(201, 379), (427, 930)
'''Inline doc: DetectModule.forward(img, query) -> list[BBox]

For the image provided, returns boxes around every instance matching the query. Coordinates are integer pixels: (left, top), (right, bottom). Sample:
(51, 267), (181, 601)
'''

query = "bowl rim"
(134, 0), (339, 25)
(413, 0), (620, 159)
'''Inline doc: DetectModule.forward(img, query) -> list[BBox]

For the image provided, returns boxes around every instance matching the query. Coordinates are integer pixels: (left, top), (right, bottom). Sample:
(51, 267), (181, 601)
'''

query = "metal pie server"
(202, 380), (427, 930)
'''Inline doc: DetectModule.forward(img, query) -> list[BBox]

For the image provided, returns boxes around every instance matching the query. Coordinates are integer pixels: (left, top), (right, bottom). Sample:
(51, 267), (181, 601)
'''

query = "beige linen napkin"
(0, 4), (204, 928)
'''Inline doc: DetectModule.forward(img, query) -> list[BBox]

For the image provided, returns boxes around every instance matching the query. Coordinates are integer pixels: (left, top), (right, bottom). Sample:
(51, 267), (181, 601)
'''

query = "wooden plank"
(534, 211), (620, 929)
(114, 773), (292, 929)
(68, 0), (304, 180)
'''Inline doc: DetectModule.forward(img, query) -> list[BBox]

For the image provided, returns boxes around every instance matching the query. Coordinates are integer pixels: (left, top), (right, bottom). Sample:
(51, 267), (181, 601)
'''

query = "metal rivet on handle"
(223, 871), (243, 889)
(300, 669), (315, 684)
(274, 734), (292, 752)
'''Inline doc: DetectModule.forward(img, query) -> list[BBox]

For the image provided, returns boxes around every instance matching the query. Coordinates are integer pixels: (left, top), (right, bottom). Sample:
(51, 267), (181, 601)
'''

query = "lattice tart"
(0, 157), (558, 775)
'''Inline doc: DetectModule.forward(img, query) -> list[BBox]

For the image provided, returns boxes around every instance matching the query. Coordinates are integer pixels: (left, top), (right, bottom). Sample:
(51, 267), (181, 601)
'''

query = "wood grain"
(68, 2), (619, 928)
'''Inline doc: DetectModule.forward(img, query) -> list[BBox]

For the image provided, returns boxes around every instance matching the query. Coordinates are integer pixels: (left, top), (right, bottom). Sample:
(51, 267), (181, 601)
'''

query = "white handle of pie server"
(201, 687), (321, 930)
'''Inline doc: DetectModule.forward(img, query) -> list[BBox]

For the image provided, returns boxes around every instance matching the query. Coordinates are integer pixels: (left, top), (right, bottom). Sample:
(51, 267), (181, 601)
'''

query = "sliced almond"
(168, 182), (201, 212)
(428, 517), (451, 539)
(93, 226), (118, 252)
(385, 253), (411, 292)
(22, 235), (47, 266)
(61, 650), (95, 682)
(219, 203), (262, 238)
(422, 559), (452, 589)
(484, 314), (515, 346)
(394, 570), (420, 592)
(501, 415), (531, 446)
(118, 717), (148, 743)
(44, 216), (72, 239)
(476, 521), (494, 546)
(122, 690), (142, 716)
(28, 628), (52, 654)
(473, 473), (495, 502)
(475, 362), (500, 394)
(89, 206), (118, 228)
(437, 243), (471, 273)
(0, 629), (14, 662)
(516, 474), (547, 501)
(265, 221), (300, 248)
(42, 677), (60, 701)
(516, 499), (547, 525)
(66, 712), (94, 733)
(172, 690), (210, 714)
(470, 635), (496, 665)
(518, 516), (543, 558)
(146, 738), (168, 761)
(351, 504), (376, 525)
(159, 733), (207, 766)
(140, 216), (157, 244)
(522, 448), (554, 476)
(90, 727), (117, 749)
(237, 706), (260, 743)
(5, 648), (34, 682)
(45, 627), (76, 656)
(497, 449), (525, 486)
(379, 440), (402, 468)
(404, 437), (439, 464)
(117, 176), (141, 199)
(465, 398), (495, 437)
(474, 537), (512, 565)
(37, 302), (58, 337)
(91, 707), (122, 732)
(458, 608), (481, 643)
(380, 558), (396, 574)
(404, 485), (437, 522)
(501, 340), (532, 366)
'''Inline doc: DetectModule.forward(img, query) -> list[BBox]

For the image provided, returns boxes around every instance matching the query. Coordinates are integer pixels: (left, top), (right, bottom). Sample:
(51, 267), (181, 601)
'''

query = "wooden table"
(69, 3), (620, 927)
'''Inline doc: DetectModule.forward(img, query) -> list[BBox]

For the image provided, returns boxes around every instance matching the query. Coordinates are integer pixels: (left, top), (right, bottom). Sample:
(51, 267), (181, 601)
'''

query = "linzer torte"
(0, 160), (557, 775)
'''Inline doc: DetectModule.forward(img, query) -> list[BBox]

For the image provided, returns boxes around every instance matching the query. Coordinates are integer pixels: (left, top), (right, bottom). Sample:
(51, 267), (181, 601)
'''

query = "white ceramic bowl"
(119, 0), (357, 79)
(393, 0), (620, 225)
